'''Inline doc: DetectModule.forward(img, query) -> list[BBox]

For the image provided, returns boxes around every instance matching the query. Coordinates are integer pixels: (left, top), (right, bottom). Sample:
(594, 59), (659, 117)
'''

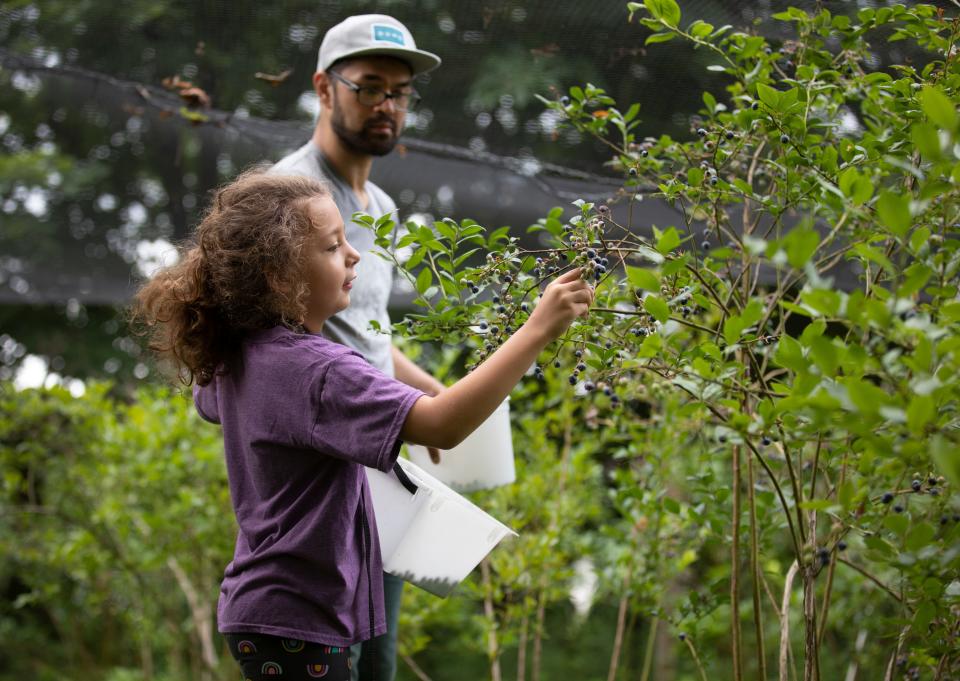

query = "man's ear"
(314, 71), (333, 109)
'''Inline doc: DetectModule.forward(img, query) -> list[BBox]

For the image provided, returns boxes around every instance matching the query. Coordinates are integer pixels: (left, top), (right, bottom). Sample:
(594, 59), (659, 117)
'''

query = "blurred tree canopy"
(0, 0), (952, 379)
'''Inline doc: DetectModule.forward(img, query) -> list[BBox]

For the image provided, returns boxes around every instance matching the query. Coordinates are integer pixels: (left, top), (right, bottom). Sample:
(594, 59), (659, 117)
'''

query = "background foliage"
(2, 2), (959, 681)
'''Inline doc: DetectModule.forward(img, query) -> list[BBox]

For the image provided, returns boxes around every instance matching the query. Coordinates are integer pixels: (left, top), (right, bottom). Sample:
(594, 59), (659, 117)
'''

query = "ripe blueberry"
(881, 492), (894, 504)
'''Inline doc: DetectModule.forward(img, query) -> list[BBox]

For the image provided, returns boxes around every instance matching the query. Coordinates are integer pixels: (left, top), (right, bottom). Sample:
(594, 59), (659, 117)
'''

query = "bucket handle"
(392, 461), (419, 496)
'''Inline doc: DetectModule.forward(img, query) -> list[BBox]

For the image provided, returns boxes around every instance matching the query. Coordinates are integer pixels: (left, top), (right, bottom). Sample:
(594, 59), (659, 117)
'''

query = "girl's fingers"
(568, 289), (594, 304)
(552, 267), (583, 284)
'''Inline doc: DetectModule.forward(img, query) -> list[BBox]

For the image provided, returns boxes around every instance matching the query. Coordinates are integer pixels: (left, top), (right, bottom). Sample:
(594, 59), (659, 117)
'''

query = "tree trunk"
(481, 558), (502, 681)
(731, 444), (743, 681)
(780, 561), (799, 681)
(167, 556), (218, 675)
(517, 610), (529, 681)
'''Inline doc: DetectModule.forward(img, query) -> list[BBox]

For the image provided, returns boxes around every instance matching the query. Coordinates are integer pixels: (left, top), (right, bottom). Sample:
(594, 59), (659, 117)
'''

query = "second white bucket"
(366, 458), (517, 597)
(407, 398), (515, 492)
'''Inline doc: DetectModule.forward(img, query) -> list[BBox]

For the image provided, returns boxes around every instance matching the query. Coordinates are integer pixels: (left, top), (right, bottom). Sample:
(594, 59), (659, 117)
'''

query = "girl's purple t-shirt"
(193, 326), (424, 647)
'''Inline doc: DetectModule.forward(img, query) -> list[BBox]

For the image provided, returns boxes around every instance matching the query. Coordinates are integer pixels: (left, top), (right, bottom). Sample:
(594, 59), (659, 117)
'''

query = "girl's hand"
(526, 267), (594, 341)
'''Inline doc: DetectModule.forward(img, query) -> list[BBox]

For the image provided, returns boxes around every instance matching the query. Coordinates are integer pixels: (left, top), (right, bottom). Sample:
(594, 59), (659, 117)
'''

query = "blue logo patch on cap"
(372, 24), (405, 46)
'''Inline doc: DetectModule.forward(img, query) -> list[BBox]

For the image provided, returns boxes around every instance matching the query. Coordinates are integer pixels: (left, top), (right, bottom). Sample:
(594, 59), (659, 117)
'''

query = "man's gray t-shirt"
(272, 142), (397, 376)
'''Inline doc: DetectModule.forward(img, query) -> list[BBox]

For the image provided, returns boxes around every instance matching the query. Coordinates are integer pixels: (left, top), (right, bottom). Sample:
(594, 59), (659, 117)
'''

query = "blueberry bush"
(370, 3), (960, 679)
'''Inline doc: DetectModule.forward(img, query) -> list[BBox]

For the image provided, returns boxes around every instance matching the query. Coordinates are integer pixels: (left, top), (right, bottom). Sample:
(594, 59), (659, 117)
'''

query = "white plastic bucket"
(365, 458), (517, 597)
(406, 398), (515, 492)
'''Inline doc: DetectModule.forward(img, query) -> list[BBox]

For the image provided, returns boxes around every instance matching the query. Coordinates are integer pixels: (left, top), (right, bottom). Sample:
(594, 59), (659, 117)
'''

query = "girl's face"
(302, 196), (361, 332)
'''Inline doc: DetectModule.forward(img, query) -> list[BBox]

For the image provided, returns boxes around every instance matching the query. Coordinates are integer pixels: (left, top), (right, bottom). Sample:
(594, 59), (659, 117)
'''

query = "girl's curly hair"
(132, 167), (332, 385)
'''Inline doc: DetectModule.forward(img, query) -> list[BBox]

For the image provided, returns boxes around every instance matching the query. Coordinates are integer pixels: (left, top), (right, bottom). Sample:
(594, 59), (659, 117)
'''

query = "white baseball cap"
(317, 14), (441, 75)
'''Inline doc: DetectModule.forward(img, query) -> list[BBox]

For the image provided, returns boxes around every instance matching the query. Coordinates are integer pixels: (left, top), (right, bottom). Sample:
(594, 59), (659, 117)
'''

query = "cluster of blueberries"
(880, 474), (952, 518)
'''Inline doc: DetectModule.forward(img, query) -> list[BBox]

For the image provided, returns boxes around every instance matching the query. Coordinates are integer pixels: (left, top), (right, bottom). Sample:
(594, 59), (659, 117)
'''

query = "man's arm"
(391, 346), (446, 396)
(392, 346), (446, 463)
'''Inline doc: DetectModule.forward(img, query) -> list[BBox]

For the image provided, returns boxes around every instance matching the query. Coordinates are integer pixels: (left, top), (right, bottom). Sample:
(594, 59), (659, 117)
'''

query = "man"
(271, 14), (444, 681)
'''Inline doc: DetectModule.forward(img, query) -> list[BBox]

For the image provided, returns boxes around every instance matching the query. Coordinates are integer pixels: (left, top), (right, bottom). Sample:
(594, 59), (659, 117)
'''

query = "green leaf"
(838, 167), (874, 205)
(911, 122), (941, 159)
(434, 220), (457, 241)
(809, 337), (839, 377)
(644, 295), (670, 323)
(919, 86), (957, 131)
(931, 435), (960, 488)
(852, 244), (895, 274)
(838, 166), (859, 197)
(845, 378), (887, 415)
(756, 83), (781, 111)
(898, 263), (932, 297)
(661, 253), (687, 275)
(405, 246), (427, 270)
(799, 499), (836, 511)
(905, 522), (936, 552)
(774, 336), (807, 374)
(646, 31), (676, 44)
(907, 394), (935, 433)
(876, 191), (912, 237)
(645, 0), (680, 28)
(626, 265), (660, 291)
(689, 19), (714, 38)
(838, 480), (856, 511)
(884, 514), (909, 537)
(723, 316), (746, 346)
(783, 225), (820, 269)
(702, 91), (717, 114)
(656, 226), (681, 254)
(913, 601), (936, 633)
(801, 289), (841, 316)
(415, 267), (432, 295)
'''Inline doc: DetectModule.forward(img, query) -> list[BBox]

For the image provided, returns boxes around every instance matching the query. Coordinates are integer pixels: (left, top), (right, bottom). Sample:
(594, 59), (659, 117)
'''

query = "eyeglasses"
(328, 71), (421, 112)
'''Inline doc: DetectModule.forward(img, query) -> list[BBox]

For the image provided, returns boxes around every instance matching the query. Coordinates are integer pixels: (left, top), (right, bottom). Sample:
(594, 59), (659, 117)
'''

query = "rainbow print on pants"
(282, 638), (305, 653)
(307, 663), (330, 677)
(261, 661), (282, 675)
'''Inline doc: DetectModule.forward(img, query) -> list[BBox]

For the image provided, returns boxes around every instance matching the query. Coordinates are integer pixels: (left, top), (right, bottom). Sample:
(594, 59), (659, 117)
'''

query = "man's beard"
(330, 95), (399, 157)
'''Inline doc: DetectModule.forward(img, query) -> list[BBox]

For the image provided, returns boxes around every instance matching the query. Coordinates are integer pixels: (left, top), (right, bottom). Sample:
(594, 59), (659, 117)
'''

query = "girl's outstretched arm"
(400, 268), (593, 450)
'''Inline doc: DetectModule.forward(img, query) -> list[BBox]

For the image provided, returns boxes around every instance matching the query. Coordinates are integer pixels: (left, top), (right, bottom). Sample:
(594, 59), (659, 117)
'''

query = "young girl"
(134, 168), (593, 681)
